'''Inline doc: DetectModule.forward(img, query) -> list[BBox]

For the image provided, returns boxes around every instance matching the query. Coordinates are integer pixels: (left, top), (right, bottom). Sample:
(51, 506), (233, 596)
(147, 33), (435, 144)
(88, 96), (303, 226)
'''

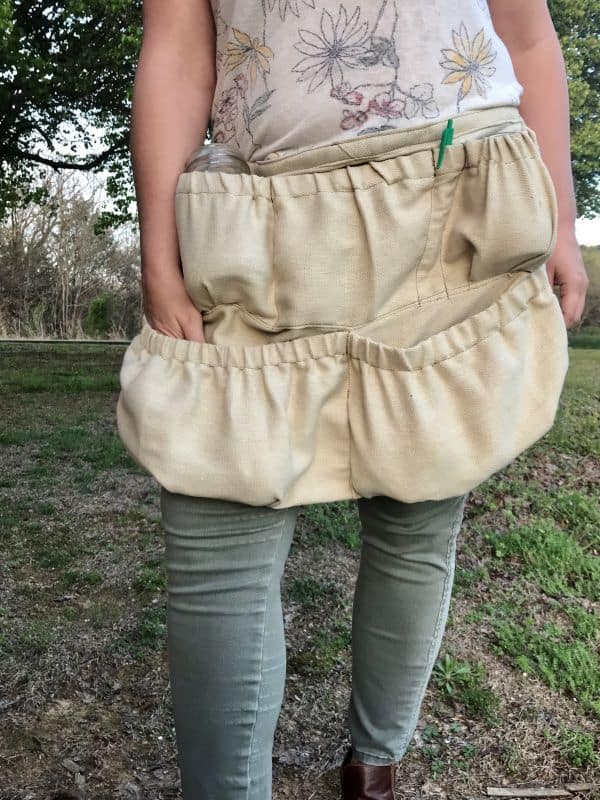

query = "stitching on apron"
(144, 278), (550, 371)
(269, 176), (433, 196)
(344, 336), (360, 498)
(349, 298), (539, 373)
(415, 171), (450, 305)
(202, 303), (352, 330)
(437, 161), (469, 300)
(436, 156), (465, 300)
(199, 268), (515, 331)
(143, 349), (348, 370)
(174, 155), (535, 200)
(414, 181), (434, 306)
(270, 188), (279, 329)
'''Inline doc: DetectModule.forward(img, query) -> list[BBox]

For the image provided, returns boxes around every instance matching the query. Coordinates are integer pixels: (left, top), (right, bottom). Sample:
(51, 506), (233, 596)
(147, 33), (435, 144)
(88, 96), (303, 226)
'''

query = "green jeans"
(160, 487), (469, 800)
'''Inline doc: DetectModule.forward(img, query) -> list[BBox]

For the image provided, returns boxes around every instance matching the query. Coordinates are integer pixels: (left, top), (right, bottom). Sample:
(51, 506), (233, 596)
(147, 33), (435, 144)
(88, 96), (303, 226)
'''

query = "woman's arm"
(130, 0), (216, 340)
(489, 0), (589, 328)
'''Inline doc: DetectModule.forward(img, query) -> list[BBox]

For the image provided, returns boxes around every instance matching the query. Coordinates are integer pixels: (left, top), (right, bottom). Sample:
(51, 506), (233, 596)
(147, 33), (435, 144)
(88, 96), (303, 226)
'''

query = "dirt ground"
(0, 343), (598, 799)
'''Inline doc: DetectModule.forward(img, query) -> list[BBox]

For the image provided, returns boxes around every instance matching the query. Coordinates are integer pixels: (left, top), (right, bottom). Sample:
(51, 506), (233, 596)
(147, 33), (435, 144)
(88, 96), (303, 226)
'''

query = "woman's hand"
(546, 225), (589, 329)
(142, 267), (206, 342)
(490, 0), (589, 330)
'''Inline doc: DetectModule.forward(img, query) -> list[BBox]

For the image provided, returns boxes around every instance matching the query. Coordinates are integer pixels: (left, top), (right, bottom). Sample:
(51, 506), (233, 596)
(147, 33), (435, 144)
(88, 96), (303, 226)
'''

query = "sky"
(575, 217), (600, 246)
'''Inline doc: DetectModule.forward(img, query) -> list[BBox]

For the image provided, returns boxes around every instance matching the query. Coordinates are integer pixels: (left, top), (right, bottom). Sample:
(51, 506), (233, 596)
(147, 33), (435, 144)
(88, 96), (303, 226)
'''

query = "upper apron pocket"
(440, 125), (558, 284)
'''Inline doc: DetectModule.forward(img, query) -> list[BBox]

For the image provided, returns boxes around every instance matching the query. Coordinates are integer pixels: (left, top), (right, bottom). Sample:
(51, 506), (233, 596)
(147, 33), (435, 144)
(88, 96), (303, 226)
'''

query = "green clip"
(436, 118), (454, 169)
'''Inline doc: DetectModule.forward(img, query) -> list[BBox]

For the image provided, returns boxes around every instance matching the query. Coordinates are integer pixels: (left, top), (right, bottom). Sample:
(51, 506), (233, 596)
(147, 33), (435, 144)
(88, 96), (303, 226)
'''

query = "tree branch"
(6, 138), (129, 171)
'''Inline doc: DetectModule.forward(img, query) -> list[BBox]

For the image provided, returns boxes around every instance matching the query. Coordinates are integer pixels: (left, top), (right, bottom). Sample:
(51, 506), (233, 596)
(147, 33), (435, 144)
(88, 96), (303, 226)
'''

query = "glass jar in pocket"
(183, 143), (251, 174)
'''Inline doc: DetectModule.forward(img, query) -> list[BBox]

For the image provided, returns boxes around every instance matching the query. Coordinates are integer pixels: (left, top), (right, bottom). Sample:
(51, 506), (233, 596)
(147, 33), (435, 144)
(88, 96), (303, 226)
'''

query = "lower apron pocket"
(116, 325), (350, 508)
(347, 264), (569, 503)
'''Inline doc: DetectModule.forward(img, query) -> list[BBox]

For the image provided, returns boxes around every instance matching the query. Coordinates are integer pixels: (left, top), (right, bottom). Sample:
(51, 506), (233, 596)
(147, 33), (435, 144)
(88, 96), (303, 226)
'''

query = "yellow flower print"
(439, 22), (497, 111)
(225, 28), (274, 87)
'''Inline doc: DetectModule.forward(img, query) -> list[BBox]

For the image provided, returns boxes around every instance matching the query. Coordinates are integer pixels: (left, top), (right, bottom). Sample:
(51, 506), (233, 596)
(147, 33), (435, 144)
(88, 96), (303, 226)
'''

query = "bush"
(84, 293), (114, 337)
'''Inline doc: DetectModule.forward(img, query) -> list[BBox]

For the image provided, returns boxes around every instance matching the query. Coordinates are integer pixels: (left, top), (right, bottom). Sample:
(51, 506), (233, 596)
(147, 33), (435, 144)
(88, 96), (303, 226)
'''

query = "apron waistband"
(247, 105), (526, 178)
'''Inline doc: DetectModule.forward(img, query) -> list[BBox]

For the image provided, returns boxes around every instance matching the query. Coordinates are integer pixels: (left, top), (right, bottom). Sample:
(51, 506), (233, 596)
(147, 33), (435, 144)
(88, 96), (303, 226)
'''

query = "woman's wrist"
(141, 257), (184, 286)
(556, 215), (578, 242)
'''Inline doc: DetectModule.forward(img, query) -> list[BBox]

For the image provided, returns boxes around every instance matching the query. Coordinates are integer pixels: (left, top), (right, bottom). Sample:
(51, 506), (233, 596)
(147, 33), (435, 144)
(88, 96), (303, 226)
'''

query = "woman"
(117, 0), (588, 798)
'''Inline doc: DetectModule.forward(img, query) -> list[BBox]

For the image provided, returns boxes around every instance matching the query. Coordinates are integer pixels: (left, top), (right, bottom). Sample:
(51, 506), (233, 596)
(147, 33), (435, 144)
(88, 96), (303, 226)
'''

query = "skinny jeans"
(160, 486), (469, 799)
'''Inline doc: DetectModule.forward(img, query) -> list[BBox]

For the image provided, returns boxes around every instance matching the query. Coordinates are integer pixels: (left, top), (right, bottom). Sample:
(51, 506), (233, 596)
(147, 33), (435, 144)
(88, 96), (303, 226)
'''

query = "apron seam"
(349, 295), (541, 374)
(270, 193), (279, 329)
(344, 333), (360, 499)
(199, 270), (514, 333)
(437, 162), (469, 301)
(415, 175), (437, 306)
(175, 154), (535, 202)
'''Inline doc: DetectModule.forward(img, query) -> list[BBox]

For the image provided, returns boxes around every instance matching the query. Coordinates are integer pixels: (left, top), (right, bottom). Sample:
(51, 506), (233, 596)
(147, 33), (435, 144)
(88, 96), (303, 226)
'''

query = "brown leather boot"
(340, 745), (397, 800)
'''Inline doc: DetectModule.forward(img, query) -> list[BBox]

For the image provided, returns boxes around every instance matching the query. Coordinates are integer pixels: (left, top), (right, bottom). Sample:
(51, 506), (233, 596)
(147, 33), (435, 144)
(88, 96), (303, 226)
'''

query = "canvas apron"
(116, 105), (569, 509)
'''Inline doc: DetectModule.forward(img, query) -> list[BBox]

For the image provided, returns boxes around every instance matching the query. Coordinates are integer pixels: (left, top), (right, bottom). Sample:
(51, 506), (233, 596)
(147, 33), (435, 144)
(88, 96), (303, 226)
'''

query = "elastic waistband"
(247, 105), (526, 177)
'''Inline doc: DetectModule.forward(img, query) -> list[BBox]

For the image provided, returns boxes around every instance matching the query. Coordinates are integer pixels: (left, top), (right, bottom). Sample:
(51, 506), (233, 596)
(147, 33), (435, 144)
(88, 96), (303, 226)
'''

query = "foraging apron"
(116, 105), (569, 509)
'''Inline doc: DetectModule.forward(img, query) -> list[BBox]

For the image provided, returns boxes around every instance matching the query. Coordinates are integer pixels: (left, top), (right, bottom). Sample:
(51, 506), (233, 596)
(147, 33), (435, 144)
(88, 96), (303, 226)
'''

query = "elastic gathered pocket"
(175, 172), (278, 325)
(116, 265), (569, 508)
(347, 266), (569, 502)
(441, 131), (558, 283)
(175, 159), (437, 328)
(116, 325), (351, 508)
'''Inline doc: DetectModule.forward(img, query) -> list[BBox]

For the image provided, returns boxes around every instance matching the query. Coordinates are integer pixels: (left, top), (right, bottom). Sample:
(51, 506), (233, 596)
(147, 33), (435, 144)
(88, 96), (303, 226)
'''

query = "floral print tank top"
(208, 0), (524, 162)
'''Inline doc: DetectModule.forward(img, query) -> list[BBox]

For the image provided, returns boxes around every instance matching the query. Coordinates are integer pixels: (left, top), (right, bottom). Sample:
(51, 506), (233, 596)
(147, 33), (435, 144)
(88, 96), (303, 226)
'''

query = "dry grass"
(0, 342), (598, 800)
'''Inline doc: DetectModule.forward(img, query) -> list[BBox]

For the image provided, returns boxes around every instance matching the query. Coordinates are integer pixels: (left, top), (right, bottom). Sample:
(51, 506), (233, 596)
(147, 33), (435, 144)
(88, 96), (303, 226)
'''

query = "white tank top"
(208, 0), (524, 162)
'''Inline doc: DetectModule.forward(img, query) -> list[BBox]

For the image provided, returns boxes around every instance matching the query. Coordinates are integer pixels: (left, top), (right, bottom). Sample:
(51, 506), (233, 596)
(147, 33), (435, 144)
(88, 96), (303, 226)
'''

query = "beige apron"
(116, 105), (569, 508)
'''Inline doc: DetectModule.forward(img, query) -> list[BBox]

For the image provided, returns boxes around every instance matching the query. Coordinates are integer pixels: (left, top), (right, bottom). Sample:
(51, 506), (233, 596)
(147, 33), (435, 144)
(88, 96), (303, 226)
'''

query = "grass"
(61, 569), (105, 589)
(40, 425), (129, 469)
(0, 343), (121, 394)
(298, 501), (362, 549)
(133, 560), (168, 594)
(490, 615), (600, 717)
(288, 622), (352, 678)
(0, 338), (598, 796)
(555, 725), (599, 768)
(9, 619), (62, 656)
(128, 605), (168, 655)
(485, 520), (599, 601)
(420, 722), (479, 779)
(567, 325), (600, 350)
(287, 576), (345, 609)
(481, 481), (600, 547)
(432, 654), (501, 724)
(542, 349), (599, 457)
